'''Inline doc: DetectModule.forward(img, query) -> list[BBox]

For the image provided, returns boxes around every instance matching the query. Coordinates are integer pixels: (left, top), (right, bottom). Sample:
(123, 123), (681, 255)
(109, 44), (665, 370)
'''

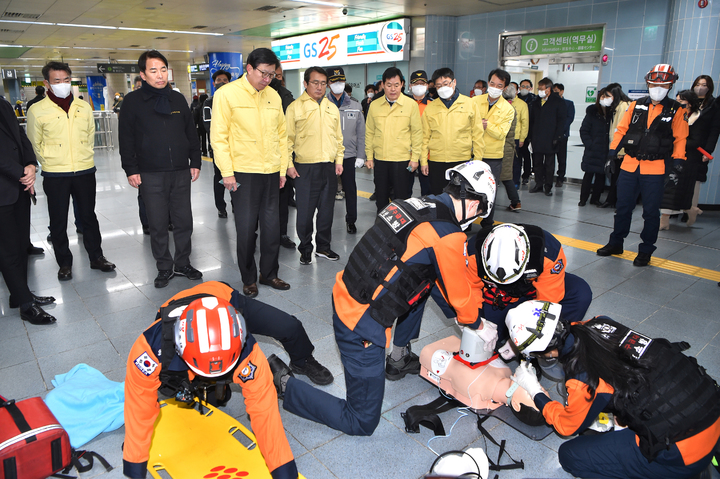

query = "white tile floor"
(2, 149), (719, 478)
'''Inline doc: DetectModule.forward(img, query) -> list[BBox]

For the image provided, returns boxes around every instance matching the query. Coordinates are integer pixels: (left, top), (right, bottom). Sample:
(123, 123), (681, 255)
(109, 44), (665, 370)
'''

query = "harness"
(586, 316), (720, 461)
(342, 197), (457, 328)
(621, 96), (680, 161)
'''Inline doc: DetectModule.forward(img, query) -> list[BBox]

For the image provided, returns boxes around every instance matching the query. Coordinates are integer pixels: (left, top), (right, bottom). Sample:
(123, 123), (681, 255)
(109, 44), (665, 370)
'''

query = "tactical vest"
(585, 316), (720, 461)
(342, 197), (457, 328)
(621, 97), (680, 161)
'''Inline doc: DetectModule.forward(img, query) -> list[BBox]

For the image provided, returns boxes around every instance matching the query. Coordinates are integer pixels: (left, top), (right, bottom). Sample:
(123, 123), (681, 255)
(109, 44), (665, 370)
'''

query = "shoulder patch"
(134, 351), (158, 376)
(379, 203), (414, 233)
(619, 330), (652, 360)
(237, 361), (257, 383)
(550, 258), (564, 274)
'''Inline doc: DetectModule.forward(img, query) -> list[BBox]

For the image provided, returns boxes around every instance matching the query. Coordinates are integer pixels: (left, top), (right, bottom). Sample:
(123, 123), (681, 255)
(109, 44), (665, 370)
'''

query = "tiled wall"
(424, 16), (458, 80)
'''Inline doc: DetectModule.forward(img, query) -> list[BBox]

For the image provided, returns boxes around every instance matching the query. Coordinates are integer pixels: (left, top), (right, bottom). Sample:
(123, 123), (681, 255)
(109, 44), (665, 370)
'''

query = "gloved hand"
(667, 159), (684, 186)
(672, 158), (684, 171)
(607, 149), (618, 160)
(604, 157), (617, 176)
(477, 319), (498, 352)
(355, 158), (366, 168)
(512, 361), (544, 399)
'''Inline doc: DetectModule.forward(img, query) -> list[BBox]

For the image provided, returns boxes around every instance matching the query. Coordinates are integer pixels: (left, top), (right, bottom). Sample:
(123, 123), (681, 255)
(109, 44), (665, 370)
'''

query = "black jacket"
(119, 87), (201, 176)
(579, 104), (611, 174)
(26, 94), (45, 111)
(269, 78), (295, 114)
(687, 96), (720, 182)
(530, 92), (567, 153)
(0, 99), (36, 206)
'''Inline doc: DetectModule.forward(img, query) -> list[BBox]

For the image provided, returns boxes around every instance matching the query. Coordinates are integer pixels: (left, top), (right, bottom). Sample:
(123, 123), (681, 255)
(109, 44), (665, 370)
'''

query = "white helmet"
(444, 160), (496, 228)
(481, 223), (530, 284)
(506, 300), (564, 357)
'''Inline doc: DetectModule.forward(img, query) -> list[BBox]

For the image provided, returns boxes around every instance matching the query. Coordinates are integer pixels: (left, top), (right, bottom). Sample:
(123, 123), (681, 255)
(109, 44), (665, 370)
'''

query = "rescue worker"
(123, 280), (333, 479)
(269, 160), (497, 436)
(597, 64), (689, 267)
(508, 301), (720, 479)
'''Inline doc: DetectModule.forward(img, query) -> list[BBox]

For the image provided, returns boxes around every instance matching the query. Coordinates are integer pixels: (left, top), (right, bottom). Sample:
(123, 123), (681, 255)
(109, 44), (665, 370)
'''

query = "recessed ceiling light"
(146, 7), (156, 9)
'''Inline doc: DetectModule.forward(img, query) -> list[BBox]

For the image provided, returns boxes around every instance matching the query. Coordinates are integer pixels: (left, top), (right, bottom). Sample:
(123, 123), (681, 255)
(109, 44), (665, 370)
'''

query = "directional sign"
(97, 63), (139, 74)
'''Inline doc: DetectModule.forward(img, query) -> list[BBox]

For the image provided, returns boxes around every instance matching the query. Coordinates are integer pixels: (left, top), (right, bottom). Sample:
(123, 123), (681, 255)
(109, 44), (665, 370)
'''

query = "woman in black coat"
(578, 88), (612, 206)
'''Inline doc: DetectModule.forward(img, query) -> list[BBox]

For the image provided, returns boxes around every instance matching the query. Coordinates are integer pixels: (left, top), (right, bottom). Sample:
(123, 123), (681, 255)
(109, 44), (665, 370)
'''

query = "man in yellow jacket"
(474, 68), (515, 226)
(210, 48), (290, 299)
(285, 67), (344, 265)
(422, 67), (485, 195)
(365, 67), (422, 212)
(27, 61), (115, 281)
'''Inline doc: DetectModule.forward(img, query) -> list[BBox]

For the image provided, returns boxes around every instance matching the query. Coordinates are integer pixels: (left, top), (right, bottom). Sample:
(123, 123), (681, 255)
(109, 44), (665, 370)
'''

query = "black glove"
(672, 158), (684, 172)
(605, 158), (617, 176)
(607, 149), (618, 160)
(667, 159), (684, 186)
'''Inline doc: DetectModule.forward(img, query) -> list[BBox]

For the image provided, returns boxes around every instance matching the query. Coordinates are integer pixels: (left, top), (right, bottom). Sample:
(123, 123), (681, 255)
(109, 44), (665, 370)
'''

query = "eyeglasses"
(308, 80), (327, 87)
(255, 68), (275, 80)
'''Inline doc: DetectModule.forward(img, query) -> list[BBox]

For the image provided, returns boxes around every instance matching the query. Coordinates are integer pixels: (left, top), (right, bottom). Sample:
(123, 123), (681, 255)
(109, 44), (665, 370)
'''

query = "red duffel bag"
(0, 395), (72, 479)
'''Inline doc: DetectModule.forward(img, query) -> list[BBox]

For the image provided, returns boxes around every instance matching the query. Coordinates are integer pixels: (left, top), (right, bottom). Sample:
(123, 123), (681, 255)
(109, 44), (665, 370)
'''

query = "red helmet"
(174, 296), (245, 378)
(644, 64), (678, 85)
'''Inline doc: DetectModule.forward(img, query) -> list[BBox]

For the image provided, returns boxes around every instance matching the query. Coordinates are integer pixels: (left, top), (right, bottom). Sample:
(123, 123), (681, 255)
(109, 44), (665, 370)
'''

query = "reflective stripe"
(197, 309), (210, 353)
(0, 424), (64, 451)
(219, 307), (231, 351)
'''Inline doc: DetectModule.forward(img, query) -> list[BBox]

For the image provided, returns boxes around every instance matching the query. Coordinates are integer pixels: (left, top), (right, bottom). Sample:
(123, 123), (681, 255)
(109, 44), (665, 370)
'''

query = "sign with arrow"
(97, 64), (139, 74)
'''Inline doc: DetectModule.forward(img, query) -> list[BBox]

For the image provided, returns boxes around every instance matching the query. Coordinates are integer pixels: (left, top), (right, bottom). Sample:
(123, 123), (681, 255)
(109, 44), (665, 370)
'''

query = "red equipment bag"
(0, 395), (72, 479)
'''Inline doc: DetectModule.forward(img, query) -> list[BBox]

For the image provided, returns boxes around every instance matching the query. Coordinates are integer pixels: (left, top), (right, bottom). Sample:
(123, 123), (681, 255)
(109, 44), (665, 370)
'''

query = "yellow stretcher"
(147, 398), (306, 479)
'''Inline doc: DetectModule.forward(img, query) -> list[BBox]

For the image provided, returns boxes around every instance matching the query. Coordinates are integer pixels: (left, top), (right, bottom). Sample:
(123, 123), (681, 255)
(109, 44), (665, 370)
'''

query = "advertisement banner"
(86, 75), (107, 111)
(519, 28), (603, 56)
(208, 52), (243, 95)
(271, 19), (410, 70)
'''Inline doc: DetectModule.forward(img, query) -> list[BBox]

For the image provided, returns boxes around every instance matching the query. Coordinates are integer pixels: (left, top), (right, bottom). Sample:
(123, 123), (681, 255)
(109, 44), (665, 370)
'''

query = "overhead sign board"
(271, 19), (410, 70)
(96, 63), (139, 74)
(520, 28), (603, 56)
(2, 69), (17, 79)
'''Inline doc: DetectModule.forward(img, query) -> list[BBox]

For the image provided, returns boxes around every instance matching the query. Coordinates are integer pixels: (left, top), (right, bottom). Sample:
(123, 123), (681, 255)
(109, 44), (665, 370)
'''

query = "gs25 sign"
(303, 34), (340, 61)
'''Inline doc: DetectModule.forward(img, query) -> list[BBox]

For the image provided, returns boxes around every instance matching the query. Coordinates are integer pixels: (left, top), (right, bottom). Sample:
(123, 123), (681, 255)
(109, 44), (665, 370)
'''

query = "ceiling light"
(286, 0), (346, 6)
(0, 19), (222, 36)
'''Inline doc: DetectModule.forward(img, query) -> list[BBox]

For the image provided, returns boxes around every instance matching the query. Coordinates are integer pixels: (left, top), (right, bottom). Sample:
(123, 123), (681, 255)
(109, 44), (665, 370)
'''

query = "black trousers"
(580, 171), (605, 203)
(532, 152), (556, 190)
(294, 163), (337, 254)
(519, 140), (533, 180)
(556, 137), (568, 180)
(605, 157), (622, 205)
(480, 158), (502, 228)
(231, 172), (280, 285)
(138, 170), (193, 271)
(427, 160), (466, 196)
(0, 190), (32, 306)
(43, 172), (104, 268)
(374, 160), (414, 211)
(279, 177), (295, 237)
(197, 127), (208, 155)
(213, 163), (230, 214)
(340, 157), (358, 224)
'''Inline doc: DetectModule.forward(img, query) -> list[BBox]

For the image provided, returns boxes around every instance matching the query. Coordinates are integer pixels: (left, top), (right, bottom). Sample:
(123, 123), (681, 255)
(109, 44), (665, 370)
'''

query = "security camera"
(342, 7), (348, 15)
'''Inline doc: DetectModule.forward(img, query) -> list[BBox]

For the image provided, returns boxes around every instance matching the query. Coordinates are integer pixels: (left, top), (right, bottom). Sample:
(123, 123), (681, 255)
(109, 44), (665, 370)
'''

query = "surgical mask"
(502, 86), (517, 100)
(487, 86), (503, 99)
(437, 86), (454, 100)
(599, 97), (613, 108)
(51, 83), (72, 99)
(474, 89), (484, 97)
(648, 86), (669, 102)
(411, 84), (427, 97)
(538, 89), (547, 99)
(330, 82), (345, 95)
(367, 92), (374, 99)
(519, 88), (530, 96)
(694, 86), (708, 97)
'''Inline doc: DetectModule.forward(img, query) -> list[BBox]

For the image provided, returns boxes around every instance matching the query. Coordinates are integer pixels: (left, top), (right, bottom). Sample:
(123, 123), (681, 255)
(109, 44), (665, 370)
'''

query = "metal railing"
(16, 112), (116, 150)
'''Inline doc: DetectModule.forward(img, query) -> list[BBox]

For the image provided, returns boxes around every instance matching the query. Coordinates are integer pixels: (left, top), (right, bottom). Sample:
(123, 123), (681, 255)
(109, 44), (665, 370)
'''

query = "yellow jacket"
(26, 96), (95, 173)
(286, 92), (344, 167)
(422, 93), (484, 165)
(474, 94), (515, 159)
(210, 75), (289, 178)
(511, 97), (529, 143)
(365, 94), (422, 163)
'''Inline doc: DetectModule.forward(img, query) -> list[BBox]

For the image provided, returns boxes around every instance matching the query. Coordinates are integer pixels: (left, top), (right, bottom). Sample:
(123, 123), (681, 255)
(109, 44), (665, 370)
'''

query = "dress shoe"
(218, 210), (228, 219)
(347, 222), (357, 234)
(508, 202), (522, 211)
(290, 355), (333, 385)
(280, 235), (296, 249)
(154, 270), (174, 288)
(596, 243), (623, 256)
(633, 252), (652, 267)
(9, 293), (55, 308)
(142, 225), (150, 235)
(598, 201), (614, 208)
(521, 178), (529, 185)
(259, 276), (291, 291)
(544, 189), (553, 197)
(27, 244), (44, 255)
(555, 178), (564, 188)
(589, 199), (602, 206)
(90, 256), (116, 272)
(174, 264), (203, 280)
(368, 193), (376, 201)
(21, 303), (56, 325)
(299, 251), (312, 265)
(58, 266), (72, 281)
(529, 184), (543, 193)
(267, 354), (293, 399)
(578, 200), (586, 207)
(242, 283), (258, 298)
(316, 249), (340, 261)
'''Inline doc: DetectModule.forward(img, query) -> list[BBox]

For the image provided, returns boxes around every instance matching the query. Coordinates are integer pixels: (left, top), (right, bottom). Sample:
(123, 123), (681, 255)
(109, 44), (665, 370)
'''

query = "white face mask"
(487, 86), (503, 99)
(51, 83), (72, 99)
(648, 86), (669, 102)
(411, 84), (428, 97)
(329, 82), (345, 95)
(367, 92), (374, 99)
(437, 86), (454, 100)
(538, 89), (547, 99)
(519, 88), (530, 96)
(599, 97), (613, 108)
(474, 88), (484, 97)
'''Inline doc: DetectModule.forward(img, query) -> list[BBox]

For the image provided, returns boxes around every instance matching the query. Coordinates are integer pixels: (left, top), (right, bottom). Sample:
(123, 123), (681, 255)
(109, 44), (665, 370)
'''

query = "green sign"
(586, 86), (597, 103)
(521, 28), (603, 56)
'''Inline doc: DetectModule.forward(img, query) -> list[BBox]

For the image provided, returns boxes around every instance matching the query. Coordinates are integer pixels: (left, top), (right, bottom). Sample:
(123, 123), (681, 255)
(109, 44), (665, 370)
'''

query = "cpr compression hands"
(512, 361), (543, 399)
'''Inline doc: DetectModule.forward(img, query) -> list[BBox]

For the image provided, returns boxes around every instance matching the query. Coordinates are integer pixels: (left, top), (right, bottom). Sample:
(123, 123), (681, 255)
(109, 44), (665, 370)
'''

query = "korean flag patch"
(237, 361), (257, 383)
(134, 351), (158, 376)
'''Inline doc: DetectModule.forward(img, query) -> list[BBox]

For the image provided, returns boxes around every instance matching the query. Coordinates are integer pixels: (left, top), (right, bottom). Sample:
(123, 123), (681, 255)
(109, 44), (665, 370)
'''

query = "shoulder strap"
(476, 416), (525, 475)
(53, 450), (113, 478)
(402, 395), (462, 436)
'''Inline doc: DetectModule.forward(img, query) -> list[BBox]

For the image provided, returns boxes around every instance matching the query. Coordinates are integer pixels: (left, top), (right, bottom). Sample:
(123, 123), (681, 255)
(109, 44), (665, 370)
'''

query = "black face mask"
(428, 87), (438, 98)
(269, 77), (282, 91)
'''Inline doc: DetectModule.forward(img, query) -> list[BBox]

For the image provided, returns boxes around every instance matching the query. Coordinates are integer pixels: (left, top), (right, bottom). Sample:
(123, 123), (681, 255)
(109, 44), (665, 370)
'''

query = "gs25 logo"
(303, 34), (340, 61)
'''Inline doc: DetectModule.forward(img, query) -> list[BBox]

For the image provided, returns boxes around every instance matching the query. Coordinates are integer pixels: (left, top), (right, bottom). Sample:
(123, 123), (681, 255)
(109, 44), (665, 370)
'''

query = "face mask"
(367, 92), (374, 99)
(437, 86), (454, 100)
(694, 86), (708, 97)
(51, 83), (72, 99)
(487, 86), (503, 98)
(538, 89), (547, 99)
(502, 86), (517, 100)
(519, 88), (530, 96)
(330, 82), (345, 95)
(411, 84), (428, 97)
(474, 89), (484, 97)
(599, 97), (613, 107)
(648, 86), (668, 102)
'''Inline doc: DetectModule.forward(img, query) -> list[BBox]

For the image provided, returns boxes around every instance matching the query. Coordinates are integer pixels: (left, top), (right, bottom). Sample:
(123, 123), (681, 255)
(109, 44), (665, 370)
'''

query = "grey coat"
(327, 93), (366, 159)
